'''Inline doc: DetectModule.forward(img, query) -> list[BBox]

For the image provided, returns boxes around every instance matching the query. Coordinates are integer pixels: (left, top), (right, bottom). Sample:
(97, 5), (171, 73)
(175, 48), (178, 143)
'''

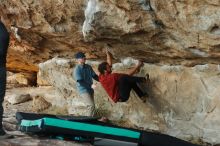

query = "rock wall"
(83, 0), (220, 66)
(0, 0), (220, 73)
(0, 0), (87, 72)
(39, 57), (220, 145)
(1, 0), (220, 145)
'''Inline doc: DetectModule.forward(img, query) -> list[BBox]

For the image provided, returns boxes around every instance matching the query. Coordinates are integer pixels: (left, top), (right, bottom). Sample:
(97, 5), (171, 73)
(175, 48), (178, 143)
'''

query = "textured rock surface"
(38, 58), (96, 116)
(1, 0), (220, 145)
(3, 88), (87, 146)
(0, 0), (87, 73)
(5, 93), (31, 105)
(0, 138), (90, 146)
(39, 57), (220, 144)
(7, 72), (37, 86)
(5, 86), (67, 116)
(0, 0), (220, 73)
(83, 0), (220, 66)
(38, 58), (76, 98)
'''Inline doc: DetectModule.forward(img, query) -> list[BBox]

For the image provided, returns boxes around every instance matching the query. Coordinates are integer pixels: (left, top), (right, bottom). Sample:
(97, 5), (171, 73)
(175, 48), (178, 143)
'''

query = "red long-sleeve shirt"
(99, 73), (124, 102)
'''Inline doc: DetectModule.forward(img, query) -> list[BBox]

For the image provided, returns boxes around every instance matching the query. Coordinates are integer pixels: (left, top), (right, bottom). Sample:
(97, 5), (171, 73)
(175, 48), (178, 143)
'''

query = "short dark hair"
(98, 62), (108, 74)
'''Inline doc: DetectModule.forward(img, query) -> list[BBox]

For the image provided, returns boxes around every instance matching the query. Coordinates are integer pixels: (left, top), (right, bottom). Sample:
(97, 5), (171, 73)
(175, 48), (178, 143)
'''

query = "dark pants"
(118, 75), (145, 102)
(0, 67), (6, 132)
(0, 21), (9, 134)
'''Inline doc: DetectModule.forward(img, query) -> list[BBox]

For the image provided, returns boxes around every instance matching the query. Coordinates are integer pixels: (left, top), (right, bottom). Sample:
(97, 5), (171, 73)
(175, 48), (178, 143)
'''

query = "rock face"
(5, 93), (31, 105)
(0, 0), (220, 73)
(83, 0), (220, 66)
(7, 72), (37, 86)
(0, 0), (87, 73)
(39, 57), (220, 145)
(0, 137), (91, 146)
(1, 0), (220, 145)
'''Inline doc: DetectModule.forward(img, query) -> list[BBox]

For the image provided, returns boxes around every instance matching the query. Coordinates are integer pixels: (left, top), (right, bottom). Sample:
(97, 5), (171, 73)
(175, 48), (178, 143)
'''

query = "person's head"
(74, 52), (86, 64)
(98, 62), (112, 74)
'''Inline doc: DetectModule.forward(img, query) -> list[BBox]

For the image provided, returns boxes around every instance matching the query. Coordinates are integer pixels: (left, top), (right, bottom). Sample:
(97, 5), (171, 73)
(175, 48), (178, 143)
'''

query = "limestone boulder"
(38, 58), (76, 98)
(5, 86), (67, 114)
(7, 72), (37, 87)
(39, 57), (220, 144)
(38, 58), (99, 116)
(83, 0), (220, 65)
(32, 96), (52, 112)
(37, 71), (50, 86)
(1, 0), (220, 73)
(0, 0), (88, 73)
(0, 137), (91, 146)
(5, 93), (31, 105)
(1, 0), (220, 145)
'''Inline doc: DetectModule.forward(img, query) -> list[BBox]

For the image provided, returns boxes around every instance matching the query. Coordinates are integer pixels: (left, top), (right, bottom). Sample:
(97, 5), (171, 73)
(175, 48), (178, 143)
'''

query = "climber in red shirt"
(98, 45), (149, 103)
